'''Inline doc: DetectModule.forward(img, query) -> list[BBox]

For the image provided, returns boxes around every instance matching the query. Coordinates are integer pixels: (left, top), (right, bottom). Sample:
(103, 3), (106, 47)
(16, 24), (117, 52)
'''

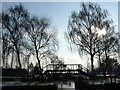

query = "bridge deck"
(43, 64), (90, 78)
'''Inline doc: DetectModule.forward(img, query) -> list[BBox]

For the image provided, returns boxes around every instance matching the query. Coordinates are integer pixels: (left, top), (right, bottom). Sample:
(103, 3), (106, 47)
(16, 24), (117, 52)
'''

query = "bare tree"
(2, 4), (29, 68)
(1, 32), (9, 67)
(66, 2), (114, 72)
(26, 16), (58, 72)
(97, 31), (118, 77)
(102, 31), (118, 61)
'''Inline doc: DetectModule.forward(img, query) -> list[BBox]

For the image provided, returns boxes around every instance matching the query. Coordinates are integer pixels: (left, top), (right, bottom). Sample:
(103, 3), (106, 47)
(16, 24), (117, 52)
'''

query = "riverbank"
(2, 80), (120, 90)
(76, 83), (120, 90)
(2, 83), (57, 90)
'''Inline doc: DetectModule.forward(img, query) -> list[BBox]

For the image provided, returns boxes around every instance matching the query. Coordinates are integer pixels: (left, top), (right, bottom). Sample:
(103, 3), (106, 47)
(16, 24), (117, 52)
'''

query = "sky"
(2, 2), (118, 67)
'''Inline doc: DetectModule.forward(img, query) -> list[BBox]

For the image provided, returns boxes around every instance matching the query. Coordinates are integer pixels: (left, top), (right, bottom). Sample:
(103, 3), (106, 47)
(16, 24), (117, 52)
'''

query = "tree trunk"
(15, 46), (21, 69)
(34, 42), (43, 79)
(2, 52), (5, 68)
(91, 55), (94, 72)
(36, 53), (41, 70)
(11, 51), (14, 68)
(17, 51), (21, 69)
(90, 54), (96, 80)
(35, 44), (41, 70)
(98, 51), (101, 67)
(2, 44), (6, 67)
(103, 49), (108, 81)
(36, 51), (43, 78)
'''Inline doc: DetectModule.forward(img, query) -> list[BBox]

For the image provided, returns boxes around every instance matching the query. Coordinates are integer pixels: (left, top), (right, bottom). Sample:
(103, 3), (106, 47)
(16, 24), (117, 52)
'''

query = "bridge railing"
(66, 64), (90, 73)
(42, 64), (90, 73)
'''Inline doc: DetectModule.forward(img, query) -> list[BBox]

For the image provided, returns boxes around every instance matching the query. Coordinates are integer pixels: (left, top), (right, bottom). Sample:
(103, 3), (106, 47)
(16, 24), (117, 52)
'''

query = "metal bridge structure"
(42, 63), (90, 81)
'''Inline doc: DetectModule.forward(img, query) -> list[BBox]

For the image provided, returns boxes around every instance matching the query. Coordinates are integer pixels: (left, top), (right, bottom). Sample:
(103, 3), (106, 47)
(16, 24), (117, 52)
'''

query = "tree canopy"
(2, 4), (58, 70)
(66, 2), (118, 72)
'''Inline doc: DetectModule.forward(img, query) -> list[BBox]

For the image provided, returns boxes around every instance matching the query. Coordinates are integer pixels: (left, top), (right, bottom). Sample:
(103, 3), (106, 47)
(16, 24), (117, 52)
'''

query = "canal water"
(54, 81), (76, 90)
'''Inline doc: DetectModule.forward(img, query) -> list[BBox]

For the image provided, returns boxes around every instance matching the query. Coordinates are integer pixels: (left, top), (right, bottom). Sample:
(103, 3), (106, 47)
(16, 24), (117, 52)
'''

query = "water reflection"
(54, 81), (75, 90)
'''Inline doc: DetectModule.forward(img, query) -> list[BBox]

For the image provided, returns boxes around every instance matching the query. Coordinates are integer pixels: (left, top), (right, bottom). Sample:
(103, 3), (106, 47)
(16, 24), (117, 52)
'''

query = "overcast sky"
(2, 2), (118, 67)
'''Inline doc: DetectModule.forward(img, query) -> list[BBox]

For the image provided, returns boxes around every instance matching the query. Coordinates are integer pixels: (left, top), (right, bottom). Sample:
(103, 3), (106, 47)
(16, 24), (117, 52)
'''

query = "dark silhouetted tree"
(96, 31), (118, 77)
(96, 58), (119, 77)
(25, 16), (58, 74)
(2, 4), (29, 68)
(1, 32), (8, 67)
(66, 2), (115, 72)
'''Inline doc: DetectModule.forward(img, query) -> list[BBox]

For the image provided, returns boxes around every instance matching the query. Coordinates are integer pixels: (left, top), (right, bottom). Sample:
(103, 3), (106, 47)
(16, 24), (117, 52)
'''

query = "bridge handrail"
(42, 63), (64, 71)
(42, 63), (90, 73)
